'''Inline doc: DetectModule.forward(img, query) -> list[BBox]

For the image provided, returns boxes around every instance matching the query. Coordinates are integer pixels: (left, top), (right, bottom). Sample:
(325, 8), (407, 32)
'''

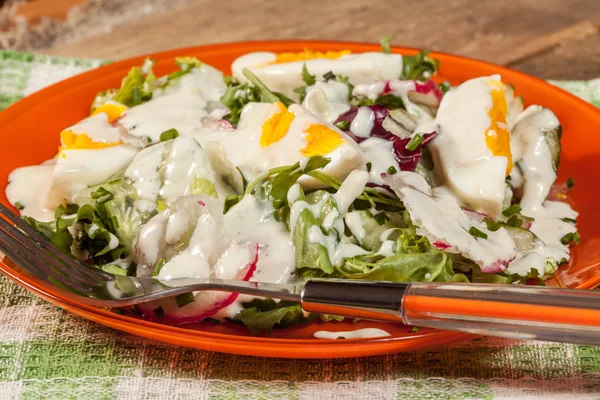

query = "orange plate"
(1, 41), (600, 358)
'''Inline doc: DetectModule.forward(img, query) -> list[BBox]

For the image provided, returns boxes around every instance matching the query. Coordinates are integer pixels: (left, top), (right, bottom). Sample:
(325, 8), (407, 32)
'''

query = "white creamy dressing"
(359, 137), (399, 185)
(119, 92), (209, 145)
(157, 213), (218, 280)
(510, 106), (559, 215)
(223, 196), (295, 284)
(313, 328), (391, 339)
(154, 64), (226, 103)
(384, 172), (517, 272)
(302, 80), (350, 122)
(428, 75), (508, 218)
(232, 52), (403, 100)
(375, 240), (396, 257)
(304, 171), (371, 265)
(503, 105), (579, 277)
(350, 107), (375, 138)
(333, 170), (370, 215)
(345, 211), (366, 242)
(125, 136), (215, 207)
(64, 112), (122, 144)
(44, 145), (139, 211)
(5, 164), (55, 221)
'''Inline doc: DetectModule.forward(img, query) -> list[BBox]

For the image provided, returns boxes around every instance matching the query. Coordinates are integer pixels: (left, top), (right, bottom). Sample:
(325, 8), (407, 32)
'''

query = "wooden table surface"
(26, 0), (600, 80)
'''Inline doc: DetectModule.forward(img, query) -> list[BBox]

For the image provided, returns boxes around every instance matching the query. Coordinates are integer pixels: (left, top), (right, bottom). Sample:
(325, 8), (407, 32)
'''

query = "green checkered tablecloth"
(1, 50), (600, 400)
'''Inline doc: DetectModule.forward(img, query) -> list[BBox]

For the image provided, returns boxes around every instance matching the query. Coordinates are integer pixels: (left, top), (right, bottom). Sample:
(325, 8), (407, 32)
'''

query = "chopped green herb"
(566, 177), (575, 189)
(560, 232), (581, 245)
(388, 165), (398, 175)
(379, 35), (392, 54)
(323, 71), (335, 81)
(175, 292), (195, 308)
(506, 214), (522, 227)
(411, 326), (419, 333)
(14, 202), (24, 211)
(152, 258), (167, 277)
(502, 204), (522, 217)
(562, 217), (577, 223)
(301, 63), (316, 85)
(405, 134), (424, 151)
(90, 187), (114, 205)
(335, 120), (350, 130)
(159, 128), (179, 142)
(366, 162), (372, 172)
(469, 226), (488, 239)
(401, 50), (440, 81)
(374, 94), (405, 109)
(336, 336), (346, 340)
(438, 81), (452, 94)
(242, 68), (294, 107)
(153, 306), (165, 319)
(483, 217), (501, 231)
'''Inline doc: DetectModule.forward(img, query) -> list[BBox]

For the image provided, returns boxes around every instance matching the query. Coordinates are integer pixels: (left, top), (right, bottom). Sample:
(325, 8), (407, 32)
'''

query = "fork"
(2, 202), (600, 345)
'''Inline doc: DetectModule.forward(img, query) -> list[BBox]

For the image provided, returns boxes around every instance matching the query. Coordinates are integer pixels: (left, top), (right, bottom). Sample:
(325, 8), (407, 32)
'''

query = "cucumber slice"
(504, 226), (536, 252)
(543, 125), (562, 172)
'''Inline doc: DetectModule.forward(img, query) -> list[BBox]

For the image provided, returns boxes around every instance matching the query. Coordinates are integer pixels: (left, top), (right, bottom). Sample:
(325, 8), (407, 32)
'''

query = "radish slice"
(137, 242), (258, 325)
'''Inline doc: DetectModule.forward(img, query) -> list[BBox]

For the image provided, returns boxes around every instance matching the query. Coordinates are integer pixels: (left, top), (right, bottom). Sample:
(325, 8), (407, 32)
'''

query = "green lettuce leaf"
(401, 50), (440, 81)
(237, 298), (316, 334)
(294, 208), (335, 276)
(113, 67), (152, 107)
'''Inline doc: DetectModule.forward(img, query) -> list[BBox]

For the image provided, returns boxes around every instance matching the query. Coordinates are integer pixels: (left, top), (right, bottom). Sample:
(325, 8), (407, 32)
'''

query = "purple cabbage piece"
(335, 105), (438, 172)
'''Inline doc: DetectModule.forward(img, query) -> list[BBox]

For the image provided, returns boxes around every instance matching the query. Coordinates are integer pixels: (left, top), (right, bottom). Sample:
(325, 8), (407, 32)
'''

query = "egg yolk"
(485, 80), (513, 176)
(301, 124), (344, 156)
(260, 102), (295, 147)
(60, 130), (121, 151)
(91, 102), (128, 123)
(269, 49), (351, 65)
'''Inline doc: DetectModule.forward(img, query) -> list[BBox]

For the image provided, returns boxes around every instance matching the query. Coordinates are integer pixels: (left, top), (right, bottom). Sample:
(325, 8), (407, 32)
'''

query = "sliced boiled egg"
(429, 75), (513, 218)
(200, 102), (365, 187)
(118, 92), (209, 145)
(231, 50), (403, 100)
(59, 110), (123, 151)
(44, 145), (139, 211)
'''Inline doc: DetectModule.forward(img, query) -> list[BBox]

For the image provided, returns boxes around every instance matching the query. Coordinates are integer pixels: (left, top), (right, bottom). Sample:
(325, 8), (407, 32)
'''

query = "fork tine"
(0, 225), (92, 292)
(0, 212), (103, 287)
(0, 203), (112, 281)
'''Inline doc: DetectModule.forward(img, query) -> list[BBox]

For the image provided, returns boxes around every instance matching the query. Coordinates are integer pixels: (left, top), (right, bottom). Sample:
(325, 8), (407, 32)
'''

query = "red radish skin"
(136, 242), (258, 325)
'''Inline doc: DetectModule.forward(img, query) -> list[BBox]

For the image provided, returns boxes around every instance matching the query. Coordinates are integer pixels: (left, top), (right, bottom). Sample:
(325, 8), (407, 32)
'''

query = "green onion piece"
(242, 68), (280, 103)
(560, 232), (581, 245)
(562, 217), (577, 223)
(90, 187), (114, 205)
(388, 165), (398, 175)
(411, 326), (419, 333)
(379, 35), (392, 54)
(152, 258), (167, 277)
(469, 226), (488, 239)
(175, 292), (195, 308)
(366, 162), (372, 172)
(335, 120), (350, 130)
(502, 204), (522, 217)
(405, 134), (424, 151)
(323, 71), (335, 81)
(566, 177), (575, 189)
(14, 201), (24, 211)
(153, 306), (165, 318)
(160, 128), (179, 142)
(301, 63), (316, 85)
(482, 217), (501, 232)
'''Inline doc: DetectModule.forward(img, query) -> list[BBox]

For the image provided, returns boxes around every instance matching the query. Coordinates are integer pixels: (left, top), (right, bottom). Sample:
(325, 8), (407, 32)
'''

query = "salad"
(5, 40), (580, 334)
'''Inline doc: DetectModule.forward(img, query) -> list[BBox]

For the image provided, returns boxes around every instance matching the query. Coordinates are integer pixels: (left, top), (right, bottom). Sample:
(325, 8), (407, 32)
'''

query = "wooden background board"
(13, 0), (600, 79)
